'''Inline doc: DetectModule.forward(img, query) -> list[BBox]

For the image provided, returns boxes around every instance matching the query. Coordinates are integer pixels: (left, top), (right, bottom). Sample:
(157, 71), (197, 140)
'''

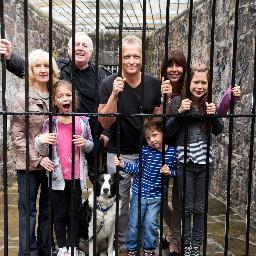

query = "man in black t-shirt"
(98, 35), (162, 249)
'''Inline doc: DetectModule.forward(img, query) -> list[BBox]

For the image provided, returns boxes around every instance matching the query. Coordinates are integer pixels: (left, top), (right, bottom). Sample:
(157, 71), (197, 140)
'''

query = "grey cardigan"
(35, 116), (93, 191)
(166, 96), (224, 146)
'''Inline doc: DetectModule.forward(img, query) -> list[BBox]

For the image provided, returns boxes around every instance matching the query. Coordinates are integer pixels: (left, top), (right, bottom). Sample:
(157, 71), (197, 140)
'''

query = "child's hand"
(38, 133), (57, 144)
(40, 156), (54, 172)
(72, 135), (86, 148)
(178, 98), (192, 113)
(161, 78), (172, 97)
(232, 85), (241, 98)
(160, 164), (170, 176)
(114, 156), (124, 168)
(206, 102), (216, 115)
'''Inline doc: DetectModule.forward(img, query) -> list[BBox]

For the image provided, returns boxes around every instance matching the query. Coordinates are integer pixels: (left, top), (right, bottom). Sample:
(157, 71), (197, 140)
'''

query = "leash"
(80, 200), (114, 244)
(78, 218), (104, 246)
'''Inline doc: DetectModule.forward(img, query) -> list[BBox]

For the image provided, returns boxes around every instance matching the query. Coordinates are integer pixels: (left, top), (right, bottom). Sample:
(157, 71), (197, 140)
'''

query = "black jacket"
(57, 57), (111, 85)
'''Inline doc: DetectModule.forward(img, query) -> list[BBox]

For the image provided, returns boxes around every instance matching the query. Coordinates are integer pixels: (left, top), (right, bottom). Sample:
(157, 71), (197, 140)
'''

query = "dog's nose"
(103, 188), (109, 193)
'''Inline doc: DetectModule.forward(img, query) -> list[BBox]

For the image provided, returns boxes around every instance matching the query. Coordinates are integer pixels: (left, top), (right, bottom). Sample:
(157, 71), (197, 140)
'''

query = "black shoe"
(168, 252), (180, 256)
(51, 248), (58, 256)
(169, 252), (180, 256)
(162, 236), (169, 249)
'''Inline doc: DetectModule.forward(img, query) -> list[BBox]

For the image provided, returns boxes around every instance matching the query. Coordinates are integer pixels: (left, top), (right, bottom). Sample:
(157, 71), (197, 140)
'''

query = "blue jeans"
(17, 170), (49, 256)
(126, 196), (161, 251)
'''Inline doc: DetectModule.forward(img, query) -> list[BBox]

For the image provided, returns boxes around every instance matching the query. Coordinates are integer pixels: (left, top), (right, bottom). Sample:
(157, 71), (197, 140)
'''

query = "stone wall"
(147, 0), (256, 221)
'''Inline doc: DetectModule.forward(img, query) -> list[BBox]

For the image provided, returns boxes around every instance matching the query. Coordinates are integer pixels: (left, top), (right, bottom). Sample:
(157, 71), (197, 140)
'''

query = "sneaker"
(144, 250), (155, 256)
(57, 247), (69, 256)
(183, 245), (191, 256)
(191, 246), (200, 256)
(127, 250), (137, 256)
(118, 242), (126, 254)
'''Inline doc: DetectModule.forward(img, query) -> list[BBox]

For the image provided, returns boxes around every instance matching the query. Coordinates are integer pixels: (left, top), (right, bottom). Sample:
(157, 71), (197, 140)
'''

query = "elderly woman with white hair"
(8, 48), (59, 256)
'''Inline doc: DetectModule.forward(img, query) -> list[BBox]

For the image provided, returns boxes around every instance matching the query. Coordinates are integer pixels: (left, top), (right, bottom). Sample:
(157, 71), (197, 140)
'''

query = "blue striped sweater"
(123, 145), (177, 199)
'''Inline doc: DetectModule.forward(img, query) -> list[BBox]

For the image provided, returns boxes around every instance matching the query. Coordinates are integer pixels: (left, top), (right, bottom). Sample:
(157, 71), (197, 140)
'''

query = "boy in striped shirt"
(114, 118), (177, 256)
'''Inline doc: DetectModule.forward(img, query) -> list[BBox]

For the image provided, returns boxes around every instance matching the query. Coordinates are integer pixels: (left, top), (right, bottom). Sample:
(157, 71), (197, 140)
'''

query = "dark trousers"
(176, 161), (213, 247)
(17, 170), (49, 256)
(52, 179), (82, 248)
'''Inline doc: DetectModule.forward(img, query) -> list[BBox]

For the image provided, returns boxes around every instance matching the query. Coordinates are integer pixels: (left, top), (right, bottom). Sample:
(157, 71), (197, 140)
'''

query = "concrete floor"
(0, 184), (256, 255)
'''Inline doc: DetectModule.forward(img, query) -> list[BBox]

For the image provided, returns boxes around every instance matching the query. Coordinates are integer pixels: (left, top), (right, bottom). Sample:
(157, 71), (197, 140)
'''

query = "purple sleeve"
(217, 86), (239, 115)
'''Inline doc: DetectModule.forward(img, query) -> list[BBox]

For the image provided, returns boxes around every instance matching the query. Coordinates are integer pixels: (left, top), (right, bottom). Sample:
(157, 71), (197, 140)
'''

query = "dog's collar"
(96, 200), (114, 212)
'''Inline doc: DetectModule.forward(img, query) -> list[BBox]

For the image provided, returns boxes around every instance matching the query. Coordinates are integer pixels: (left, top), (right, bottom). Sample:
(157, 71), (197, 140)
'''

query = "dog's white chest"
(97, 204), (116, 238)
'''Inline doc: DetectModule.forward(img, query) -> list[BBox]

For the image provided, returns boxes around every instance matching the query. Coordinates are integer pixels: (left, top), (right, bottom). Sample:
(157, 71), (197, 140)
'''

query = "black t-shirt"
(99, 73), (161, 154)
(60, 64), (97, 113)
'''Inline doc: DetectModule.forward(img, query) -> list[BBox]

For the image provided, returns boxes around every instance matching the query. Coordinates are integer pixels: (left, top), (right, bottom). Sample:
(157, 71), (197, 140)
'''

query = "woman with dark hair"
(161, 50), (187, 256)
(161, 50), (187, 98)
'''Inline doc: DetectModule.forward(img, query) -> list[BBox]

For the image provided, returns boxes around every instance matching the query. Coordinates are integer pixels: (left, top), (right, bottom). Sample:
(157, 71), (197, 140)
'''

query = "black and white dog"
(78, 173), (123, 256)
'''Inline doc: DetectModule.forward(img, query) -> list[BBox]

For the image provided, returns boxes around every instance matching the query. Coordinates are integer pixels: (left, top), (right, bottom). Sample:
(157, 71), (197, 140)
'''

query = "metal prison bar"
(224, 0), (240, 254)
(48, 1), (54, 255)
(1, 0), (8, 255)
(0, 1), (255, 256)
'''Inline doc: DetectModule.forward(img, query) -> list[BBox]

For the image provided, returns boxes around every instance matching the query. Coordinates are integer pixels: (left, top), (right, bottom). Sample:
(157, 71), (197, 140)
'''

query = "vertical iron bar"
(71, 1), (76, 255)
(93, 1), (100, 255)
(203, 0), (217, 254)
(244, 34), (256, 256)
(224, 0), (240, 255)
(159, 0), (170, 255)
(1, 1), (8, 255)
(181, 0), (193, 254)
(48, 0), (53, 254)
(136, 0), (147, 254)
(115, 0), (123, 254)
(24, 0), (30, 254)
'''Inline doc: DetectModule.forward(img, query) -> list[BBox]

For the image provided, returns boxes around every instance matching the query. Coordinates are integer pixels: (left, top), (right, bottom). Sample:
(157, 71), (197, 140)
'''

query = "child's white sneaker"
(57, 247), (69, 256)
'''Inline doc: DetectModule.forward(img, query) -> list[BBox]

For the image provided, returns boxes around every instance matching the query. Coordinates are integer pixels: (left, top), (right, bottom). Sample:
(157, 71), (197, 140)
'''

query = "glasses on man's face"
(75, 42), (88, 49)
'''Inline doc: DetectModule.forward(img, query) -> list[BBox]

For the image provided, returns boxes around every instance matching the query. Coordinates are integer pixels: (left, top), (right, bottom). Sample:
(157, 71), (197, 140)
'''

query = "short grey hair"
(68, 32), (93, 53)
(122, 35), (142, 49)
